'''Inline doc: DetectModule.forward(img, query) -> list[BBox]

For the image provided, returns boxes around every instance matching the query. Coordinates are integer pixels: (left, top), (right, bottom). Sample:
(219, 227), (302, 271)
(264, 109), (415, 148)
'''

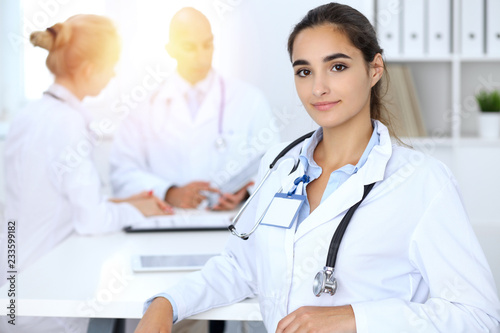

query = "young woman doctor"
(136, 3), (500, 332)
(0, 14), (171, 333)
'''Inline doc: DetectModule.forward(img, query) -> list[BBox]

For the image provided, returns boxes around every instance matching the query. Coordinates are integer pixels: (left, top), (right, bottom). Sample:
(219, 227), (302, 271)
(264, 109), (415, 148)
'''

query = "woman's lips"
(312, 100), (340, 111)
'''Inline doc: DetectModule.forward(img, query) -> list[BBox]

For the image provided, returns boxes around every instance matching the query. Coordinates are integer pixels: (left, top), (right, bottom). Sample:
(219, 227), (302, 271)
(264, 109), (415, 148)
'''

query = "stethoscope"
(44, 91), (64, 102)
(213, 77), (226, 152)
(228, 131), (375, 297)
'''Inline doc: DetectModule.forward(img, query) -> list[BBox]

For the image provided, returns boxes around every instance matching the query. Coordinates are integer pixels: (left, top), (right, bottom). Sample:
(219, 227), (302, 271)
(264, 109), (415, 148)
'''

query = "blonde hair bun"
(32, 15), (120, 77)
(30, 23), (71, 51)
(30, 30), (53, 50)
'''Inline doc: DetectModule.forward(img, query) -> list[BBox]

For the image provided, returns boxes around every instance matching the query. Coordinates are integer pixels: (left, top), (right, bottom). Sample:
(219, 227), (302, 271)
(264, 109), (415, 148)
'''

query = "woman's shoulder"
(386, 144), (455, 188)
(13, 97), (87, 139)
(262, 141), (296, 162)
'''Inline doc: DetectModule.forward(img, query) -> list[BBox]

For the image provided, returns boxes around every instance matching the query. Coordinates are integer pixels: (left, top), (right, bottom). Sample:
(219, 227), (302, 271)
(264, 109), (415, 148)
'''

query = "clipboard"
(124, 209), (236, 233)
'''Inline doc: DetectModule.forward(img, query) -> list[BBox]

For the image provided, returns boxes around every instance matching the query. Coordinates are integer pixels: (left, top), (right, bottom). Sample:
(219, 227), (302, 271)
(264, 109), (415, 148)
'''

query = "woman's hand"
(135, 297), (173, 333)
(212, 181), (254, 211)
(276, 305), (356, 333)
(112, 191), (174, 216)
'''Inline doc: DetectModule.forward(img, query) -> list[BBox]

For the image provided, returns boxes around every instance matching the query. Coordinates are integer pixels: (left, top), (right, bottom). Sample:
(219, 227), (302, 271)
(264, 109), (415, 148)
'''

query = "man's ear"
(370, 53), (384, 88)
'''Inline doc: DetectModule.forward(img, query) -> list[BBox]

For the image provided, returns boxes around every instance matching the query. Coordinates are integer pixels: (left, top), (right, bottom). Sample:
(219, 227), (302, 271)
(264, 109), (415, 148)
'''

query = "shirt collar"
(354, 120), (380, 173)
(173, 69), (215, 97)
(45, 83), (93, 126)
(46, 83), (82, 110)
(298, 127), (323, 173)
(299, 120), (380, 175)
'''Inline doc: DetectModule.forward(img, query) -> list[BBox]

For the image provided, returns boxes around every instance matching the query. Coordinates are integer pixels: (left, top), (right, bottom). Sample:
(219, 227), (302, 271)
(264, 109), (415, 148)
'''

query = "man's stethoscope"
(228, 131), (375, 297)
(213, 77), (227, 152)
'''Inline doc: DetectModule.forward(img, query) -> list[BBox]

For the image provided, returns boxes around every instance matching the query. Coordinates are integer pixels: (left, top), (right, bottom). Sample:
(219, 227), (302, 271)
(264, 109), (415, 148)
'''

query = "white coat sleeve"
(351, 177), (500, 332)
(52, 116), (146, 235)
(109, 103), (174, 199)
(147, 153), (274, 321)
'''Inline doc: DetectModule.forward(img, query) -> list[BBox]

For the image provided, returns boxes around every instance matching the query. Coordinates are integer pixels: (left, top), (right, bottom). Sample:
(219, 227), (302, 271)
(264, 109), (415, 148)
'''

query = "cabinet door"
(427, 0), (451, 56)
(377, 0), (401, 57)
(461, 0), (485, 55)
(486, 0), (500, 55)
(402, 0), (425, 56)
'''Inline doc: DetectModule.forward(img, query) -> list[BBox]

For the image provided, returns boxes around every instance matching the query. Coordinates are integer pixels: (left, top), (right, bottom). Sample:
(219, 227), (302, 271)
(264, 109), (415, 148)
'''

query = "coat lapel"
(193, 73), (221, 128)
(294, 121), (393, 241)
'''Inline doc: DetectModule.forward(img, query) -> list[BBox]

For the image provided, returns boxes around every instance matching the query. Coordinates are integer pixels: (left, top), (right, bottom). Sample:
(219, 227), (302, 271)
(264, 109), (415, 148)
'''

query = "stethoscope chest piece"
(313, 266), (337, 297)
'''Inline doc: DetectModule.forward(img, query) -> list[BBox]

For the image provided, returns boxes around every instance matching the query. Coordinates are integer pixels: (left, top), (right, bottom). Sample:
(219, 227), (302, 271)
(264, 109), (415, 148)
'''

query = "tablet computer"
(131, 254), (217, 272)
(204, 153), (263, 207)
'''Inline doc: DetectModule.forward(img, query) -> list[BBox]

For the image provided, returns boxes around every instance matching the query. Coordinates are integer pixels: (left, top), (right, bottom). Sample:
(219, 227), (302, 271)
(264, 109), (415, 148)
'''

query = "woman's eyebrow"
(292, 53), (352, 67)
(323, 53), (352, 62)
(292, 59), (309, 67)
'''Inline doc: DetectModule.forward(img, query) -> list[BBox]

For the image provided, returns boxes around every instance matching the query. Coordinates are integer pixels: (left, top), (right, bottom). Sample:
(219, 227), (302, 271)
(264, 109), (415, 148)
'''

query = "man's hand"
(165, 181), (219, 208)
(276, 305), (356, 333)
(212, 181), (254, 211)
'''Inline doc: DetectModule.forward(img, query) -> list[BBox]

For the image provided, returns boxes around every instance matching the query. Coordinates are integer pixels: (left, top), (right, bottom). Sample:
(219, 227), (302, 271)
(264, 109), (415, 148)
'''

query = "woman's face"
(291, 24), (382, 130)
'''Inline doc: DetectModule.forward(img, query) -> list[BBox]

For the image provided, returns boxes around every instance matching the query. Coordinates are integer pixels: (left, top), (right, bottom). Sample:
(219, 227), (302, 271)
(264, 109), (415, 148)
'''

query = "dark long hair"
(287, 3), (397, 138)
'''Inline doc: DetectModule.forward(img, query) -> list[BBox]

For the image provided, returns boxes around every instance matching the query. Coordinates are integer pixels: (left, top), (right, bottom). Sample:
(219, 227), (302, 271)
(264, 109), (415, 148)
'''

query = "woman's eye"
(296, 69), (311, 77)
(331, 64), (347, 72)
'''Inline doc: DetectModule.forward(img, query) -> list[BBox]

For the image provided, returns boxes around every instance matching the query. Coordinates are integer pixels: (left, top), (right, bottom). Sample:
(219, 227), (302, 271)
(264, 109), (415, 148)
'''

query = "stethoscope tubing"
(325, 182), (375, 268)
(228, 168), (282, 240)
(228, 130), (315, 239)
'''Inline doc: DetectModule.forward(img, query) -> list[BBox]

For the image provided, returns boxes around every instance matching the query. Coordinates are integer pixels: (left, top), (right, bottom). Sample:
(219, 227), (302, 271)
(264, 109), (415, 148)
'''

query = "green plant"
(475, 90), (500, 112)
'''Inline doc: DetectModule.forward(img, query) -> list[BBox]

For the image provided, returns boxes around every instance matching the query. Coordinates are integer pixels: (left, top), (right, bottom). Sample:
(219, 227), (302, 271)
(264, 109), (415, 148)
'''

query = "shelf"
(455, 137), (500, 147)
(399, 137), (455, 147)
(459, 56), (500, 63)
(385, 56), (500, 63)
(395, 137), (500, 148)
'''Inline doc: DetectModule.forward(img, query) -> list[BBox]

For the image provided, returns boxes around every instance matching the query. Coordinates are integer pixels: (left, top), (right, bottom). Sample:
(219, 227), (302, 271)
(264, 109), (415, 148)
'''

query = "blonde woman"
(1, 14), (171, 333)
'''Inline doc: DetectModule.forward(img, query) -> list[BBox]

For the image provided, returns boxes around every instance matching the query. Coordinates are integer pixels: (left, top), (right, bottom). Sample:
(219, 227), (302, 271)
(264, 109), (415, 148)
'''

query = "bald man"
(110, 7), (277, 211)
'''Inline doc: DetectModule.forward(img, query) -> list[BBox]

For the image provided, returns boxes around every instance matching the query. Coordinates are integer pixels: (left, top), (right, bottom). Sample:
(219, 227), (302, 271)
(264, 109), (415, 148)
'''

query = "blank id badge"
(260, 193), (307, 229)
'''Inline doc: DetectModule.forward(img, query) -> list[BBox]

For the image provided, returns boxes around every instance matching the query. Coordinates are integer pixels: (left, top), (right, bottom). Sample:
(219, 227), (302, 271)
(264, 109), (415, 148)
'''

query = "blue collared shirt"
(295, 121), (380, 228)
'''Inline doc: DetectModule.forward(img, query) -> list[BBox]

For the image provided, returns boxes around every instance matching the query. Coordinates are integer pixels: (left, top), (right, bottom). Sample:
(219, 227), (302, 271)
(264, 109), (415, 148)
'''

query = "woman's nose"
(312, 75), (330, 97)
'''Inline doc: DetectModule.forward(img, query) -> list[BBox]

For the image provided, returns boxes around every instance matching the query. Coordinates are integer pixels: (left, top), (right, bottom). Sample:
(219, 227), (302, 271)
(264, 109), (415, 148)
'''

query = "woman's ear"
(79, 60), (94, 81)
(370, 53), (384, 87)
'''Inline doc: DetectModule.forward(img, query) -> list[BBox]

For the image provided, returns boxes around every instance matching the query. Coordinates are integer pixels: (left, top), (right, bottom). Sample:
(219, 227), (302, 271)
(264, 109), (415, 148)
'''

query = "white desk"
(0, 231), (262, 321)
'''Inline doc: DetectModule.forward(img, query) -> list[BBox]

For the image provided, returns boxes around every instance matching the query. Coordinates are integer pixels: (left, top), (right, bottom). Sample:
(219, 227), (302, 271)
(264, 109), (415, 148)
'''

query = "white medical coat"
(159, 121), (500, 332)
(0, 84), (144, 333)
(109, 71), (278, 199)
